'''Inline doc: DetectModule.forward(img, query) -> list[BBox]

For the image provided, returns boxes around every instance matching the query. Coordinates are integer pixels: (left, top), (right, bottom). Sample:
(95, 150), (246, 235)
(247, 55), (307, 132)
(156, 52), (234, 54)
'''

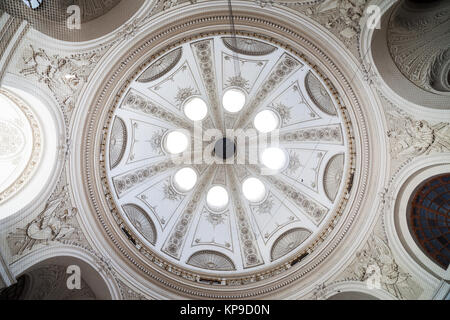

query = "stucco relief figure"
(348, 235), (420, 299)
(387, 110), (450, 158)
(19, 45), (101, 112)
(7, 185), (80, 256)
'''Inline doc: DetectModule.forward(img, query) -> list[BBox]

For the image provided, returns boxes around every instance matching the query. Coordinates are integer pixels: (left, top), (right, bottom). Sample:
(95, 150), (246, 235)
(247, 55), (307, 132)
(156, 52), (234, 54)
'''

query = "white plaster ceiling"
(105, 35), (349, 274)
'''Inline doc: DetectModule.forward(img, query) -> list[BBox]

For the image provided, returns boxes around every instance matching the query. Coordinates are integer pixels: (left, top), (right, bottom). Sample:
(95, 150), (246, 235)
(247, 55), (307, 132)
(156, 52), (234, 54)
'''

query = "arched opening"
(365, 0), (450, 118)
(408, 174), (450, 270)
(0, 256), (111, 300)
(0, 84), (60, 221)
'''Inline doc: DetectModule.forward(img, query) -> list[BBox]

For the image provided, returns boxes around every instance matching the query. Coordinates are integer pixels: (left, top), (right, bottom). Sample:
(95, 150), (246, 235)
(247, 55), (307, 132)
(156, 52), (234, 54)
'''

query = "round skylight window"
(165, 131), (189, 154)
(222, 88), (246, 113)
(184, 97), (208, 121)
(254, 110), (279, 133)
(173, 167), (197, 192)
(242, 177), (266, 202)
(206, 186), (229, 211)
(261, 147), (287, 171)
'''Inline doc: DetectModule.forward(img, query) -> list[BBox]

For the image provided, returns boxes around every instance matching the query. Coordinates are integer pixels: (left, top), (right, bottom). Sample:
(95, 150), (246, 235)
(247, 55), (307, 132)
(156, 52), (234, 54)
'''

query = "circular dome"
(242, 177), (266, 202)
(254, 110), (279, 133)
(173, 167), (198, 192)
(84, 24), (363, 298)
(261, 147), (287, 171)
(206, 186), (229, 211)
(184, 97), (208, 121)
(222, 88), (246, 113)
(165, 131), (189, 154)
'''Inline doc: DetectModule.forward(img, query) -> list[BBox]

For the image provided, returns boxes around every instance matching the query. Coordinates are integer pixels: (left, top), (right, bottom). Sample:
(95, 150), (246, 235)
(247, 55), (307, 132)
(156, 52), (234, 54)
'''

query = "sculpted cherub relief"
(19, 45), (102, 113)
(342, 235), (422, 299)
(386, 106), (450, 159)
(7, 184), (81, 256)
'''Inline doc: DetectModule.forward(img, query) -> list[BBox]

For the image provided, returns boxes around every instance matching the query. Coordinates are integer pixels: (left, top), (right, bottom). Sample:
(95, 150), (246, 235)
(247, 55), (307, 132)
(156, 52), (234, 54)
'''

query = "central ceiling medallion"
(102, 34), (353, 285)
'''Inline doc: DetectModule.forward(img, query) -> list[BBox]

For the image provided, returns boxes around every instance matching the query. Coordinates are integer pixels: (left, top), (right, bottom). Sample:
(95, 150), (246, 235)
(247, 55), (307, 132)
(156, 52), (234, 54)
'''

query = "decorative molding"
(161, 166), (215, 259)
(121, 89), (191, 130)
(191, 39), (223, 131)
(263, 173), (328, 224)
(112, 159), (176, 196)
(228, 166), (264, 269)
(280, 124), (343, 144)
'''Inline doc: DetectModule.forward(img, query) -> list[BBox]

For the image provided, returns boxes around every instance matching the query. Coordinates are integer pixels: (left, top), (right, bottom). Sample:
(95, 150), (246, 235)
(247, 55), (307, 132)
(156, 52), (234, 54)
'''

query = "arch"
(327, 291), (379, 300)
(0, 74), (63, 223)
(385, 154), (450, 282)
(319, 281), (396, 300)
(8, 244), (121, 300)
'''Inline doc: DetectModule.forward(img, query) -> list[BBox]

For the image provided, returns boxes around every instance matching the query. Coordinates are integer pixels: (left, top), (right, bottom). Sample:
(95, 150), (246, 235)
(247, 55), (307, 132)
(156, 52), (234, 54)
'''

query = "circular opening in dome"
(173, 167), (197, 192)
(206, 186), (229, 211)
(213, 137), (236, 160)
(165, 131), (189, 154)
(254, 110), (279, 133)
(242, 177), (266, 202)
(184, 97), (208, 121)
(222, 88), (246, 113)
(261, 147), (287, 171)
